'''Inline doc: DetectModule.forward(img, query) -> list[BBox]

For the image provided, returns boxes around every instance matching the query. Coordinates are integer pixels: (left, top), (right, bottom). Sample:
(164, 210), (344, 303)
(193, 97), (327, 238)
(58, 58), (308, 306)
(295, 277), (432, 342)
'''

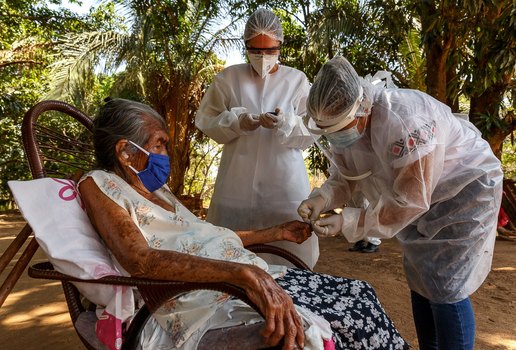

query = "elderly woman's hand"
(275, 220), (312, 244)
(238, 264), (305, 349)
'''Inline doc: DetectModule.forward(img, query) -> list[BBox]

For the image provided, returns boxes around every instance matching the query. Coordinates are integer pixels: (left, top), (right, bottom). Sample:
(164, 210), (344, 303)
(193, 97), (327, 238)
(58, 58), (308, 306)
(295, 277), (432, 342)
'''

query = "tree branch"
(0, 60), (42, 68)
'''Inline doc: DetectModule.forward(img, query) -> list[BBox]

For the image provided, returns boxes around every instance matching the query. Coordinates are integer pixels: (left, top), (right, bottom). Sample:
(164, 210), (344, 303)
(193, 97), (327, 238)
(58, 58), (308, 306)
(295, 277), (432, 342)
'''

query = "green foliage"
(276, 10), (307, 71)
(183, 138), (222, 204)
(0, 0), (115, 208)
(461, 1), (514, 98)
(502, 138), (516, 181)
(0, 0), (514, 208)
(397, 28), (426, 90)
(45, 0), (249, 194)
(475, 112), (508, 136)
(305, 144), (330, 179)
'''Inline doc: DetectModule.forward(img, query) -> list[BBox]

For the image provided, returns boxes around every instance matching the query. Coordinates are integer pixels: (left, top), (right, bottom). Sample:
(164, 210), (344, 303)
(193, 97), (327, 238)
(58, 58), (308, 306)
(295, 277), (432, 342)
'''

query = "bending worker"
(196, 8), (318, 268)
(298, 56), (503, 350)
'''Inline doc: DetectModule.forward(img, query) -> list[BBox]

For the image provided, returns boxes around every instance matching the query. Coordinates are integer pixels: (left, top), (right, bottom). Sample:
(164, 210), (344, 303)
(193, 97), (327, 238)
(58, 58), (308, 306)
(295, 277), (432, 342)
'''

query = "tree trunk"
(166, 82), (194, 195)
(420, 1), (454, 103)
(424, 43), (448, 102)
(446, 63), (459, 111)
(147, 75), (196, 195)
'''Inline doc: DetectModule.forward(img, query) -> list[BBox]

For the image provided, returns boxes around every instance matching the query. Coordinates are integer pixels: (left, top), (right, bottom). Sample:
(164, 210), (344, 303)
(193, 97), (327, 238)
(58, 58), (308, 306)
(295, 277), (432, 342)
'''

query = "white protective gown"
(195, 63), (319, 268)
(313, 88), (503, 303)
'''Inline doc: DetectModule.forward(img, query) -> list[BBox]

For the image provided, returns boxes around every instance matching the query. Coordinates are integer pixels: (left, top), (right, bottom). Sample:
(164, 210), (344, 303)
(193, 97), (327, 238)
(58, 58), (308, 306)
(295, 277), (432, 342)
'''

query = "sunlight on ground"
(1, 281), (61, 307)
(493, 266), (516, 272)
(2, 302), (69, 326)
(0, 223), (24, 230)
(0, 236), (15, 241)
(478, 332), (516, 349)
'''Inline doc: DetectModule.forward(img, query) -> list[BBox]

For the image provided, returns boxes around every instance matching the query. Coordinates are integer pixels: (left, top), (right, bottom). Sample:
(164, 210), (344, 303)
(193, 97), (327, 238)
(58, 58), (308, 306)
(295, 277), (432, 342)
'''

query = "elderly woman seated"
(78, 98), (409, 350)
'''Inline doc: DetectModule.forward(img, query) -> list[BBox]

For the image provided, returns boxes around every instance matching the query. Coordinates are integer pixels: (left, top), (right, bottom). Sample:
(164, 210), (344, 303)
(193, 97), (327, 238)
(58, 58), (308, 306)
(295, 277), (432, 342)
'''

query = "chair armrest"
(28, 261), (261, 315)
(247, 244), (311, 271)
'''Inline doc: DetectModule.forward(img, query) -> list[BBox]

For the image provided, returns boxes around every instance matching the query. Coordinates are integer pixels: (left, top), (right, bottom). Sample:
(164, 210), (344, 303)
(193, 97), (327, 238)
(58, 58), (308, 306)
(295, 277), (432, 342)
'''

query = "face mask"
(128, 140), (170, 192)
(325, 117), (366, 149)
(248, 53), (279, 78)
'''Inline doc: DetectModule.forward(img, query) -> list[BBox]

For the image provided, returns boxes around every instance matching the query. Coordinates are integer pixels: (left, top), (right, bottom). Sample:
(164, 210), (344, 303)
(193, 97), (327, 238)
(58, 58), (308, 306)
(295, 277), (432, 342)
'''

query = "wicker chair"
(0, 100), (310, 350)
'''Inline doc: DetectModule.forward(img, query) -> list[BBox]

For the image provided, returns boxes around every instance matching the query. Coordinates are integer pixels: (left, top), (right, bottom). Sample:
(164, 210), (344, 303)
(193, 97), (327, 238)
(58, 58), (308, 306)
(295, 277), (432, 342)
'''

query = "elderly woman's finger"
(261, 306), (277, 342)
(282, 313), (297, 350)
(270, 312), (285, 347)
(292, 309), (305, 349)
(285, 308), (305, 350)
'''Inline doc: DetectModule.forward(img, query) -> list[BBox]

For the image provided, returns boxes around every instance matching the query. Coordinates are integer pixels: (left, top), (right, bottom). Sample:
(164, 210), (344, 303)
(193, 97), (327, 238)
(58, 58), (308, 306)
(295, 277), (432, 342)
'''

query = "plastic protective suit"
(195, 63), (319, 268)
(310, 87), (503, 303)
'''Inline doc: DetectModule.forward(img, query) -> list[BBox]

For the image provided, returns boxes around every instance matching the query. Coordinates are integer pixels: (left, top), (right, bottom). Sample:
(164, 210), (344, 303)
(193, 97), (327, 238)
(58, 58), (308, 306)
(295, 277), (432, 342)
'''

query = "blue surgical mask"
(325, 118), (366, 149)
(128, 140), (170, 192)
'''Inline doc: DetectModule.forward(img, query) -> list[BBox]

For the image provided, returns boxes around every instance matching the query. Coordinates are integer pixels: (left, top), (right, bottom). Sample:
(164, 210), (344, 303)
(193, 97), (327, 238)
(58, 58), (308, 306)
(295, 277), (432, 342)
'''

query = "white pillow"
(8, 178), (119, 306)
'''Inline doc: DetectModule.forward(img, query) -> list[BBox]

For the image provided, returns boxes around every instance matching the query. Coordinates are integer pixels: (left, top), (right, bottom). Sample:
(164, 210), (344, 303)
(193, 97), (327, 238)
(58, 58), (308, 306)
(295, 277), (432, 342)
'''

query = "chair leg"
(0, 224), (32, 274)
(0, 237), (39, 308)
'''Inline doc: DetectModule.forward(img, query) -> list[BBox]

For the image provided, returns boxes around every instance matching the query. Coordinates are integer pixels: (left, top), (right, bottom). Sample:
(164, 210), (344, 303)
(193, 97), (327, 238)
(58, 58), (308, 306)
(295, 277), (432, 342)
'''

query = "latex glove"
(312, 214), (343, 237)
(239, 112), (261, 131)
(297, 195), (326, 223)
(259, 108), (283, 129)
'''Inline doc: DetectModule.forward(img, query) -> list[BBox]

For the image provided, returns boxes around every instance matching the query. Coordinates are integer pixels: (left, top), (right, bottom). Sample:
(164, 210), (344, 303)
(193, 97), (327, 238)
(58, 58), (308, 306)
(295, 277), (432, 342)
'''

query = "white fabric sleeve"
(275, 76), (315, 150)
(195, 75), (249, 144)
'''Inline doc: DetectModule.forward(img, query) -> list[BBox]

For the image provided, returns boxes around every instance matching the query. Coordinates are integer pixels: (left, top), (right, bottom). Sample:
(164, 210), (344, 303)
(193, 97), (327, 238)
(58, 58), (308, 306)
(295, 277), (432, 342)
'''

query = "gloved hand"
(312, 214), (343, 237)
(259, 108), (283, 129)
(297, 195), (326, 223)
(238, 112), (261, 131)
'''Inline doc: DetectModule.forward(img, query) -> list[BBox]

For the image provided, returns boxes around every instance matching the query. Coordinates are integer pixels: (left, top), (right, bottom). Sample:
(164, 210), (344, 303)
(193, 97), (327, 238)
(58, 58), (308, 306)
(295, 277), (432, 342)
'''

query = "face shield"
(304, 86), (364, 135)
(304, 86), (372, 181)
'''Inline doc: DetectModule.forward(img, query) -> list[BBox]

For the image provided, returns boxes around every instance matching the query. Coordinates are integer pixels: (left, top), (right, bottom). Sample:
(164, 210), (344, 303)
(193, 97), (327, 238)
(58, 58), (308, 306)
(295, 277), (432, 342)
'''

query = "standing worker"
(298, 56), (503, 349)
(195, 8), (319, 268)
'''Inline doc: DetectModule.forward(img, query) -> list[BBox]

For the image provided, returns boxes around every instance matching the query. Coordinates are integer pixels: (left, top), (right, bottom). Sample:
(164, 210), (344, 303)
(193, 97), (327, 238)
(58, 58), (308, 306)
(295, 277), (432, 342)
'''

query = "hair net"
(306, 56), (363, 133)
(244, 8), (284, 43)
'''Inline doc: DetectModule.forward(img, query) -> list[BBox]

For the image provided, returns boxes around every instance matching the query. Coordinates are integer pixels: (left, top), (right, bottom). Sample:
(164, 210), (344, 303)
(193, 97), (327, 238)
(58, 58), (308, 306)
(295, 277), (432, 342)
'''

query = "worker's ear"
(115, 139), (131, 165)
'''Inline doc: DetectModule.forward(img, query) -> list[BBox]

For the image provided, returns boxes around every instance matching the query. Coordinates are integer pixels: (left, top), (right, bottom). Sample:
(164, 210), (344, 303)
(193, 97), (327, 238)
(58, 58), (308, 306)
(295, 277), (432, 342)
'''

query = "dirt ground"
(0, 211), (515, 349)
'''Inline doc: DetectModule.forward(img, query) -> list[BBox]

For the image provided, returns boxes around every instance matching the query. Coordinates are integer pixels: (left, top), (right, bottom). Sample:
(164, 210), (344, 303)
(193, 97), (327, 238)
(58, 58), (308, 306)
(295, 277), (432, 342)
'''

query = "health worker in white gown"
(195, 8), (319, 268)
(298, 56), (503, 350)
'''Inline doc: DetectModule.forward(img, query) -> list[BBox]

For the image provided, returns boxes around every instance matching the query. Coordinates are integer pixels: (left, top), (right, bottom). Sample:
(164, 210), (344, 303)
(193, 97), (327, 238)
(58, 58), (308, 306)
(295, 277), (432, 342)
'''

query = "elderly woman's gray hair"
(93, 98), (167, 173)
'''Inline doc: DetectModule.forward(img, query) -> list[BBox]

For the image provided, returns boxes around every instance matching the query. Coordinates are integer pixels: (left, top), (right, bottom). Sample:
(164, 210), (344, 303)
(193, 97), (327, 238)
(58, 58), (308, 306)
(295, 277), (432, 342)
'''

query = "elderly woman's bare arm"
(79, 177), (241, 282)
(236, 221), (312, 247)
(79, 177), (305, 349)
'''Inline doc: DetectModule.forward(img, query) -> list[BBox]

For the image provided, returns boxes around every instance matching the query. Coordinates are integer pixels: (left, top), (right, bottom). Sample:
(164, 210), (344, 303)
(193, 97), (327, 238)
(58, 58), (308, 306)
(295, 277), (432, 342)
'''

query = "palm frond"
(182, 3), (245, 73)
(398, 28), (426, 90)
(44, 31), (130, 100)
(307, 3), (371, 58)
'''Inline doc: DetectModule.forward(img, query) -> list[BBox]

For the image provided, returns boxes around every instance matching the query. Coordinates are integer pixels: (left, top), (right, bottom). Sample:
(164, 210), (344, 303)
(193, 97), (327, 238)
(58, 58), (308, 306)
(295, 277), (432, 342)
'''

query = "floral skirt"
(276, 268), (410, 349)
